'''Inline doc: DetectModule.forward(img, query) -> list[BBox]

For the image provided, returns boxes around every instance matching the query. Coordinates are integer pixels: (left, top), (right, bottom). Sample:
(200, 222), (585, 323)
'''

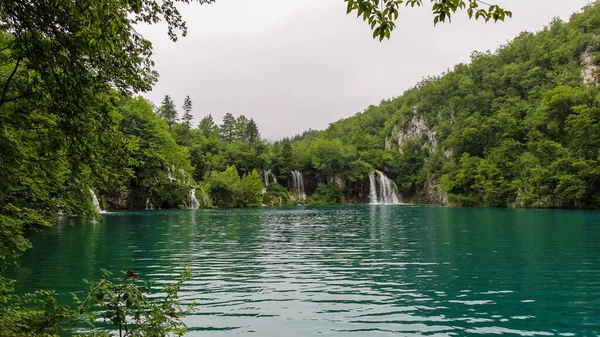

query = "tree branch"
(0, 57), (21, 108)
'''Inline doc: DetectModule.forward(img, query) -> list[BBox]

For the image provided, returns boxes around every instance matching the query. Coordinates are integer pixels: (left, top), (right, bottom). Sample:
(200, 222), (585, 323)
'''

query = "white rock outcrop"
(388, 116), (437, 153)
(582, 48), (599, 85)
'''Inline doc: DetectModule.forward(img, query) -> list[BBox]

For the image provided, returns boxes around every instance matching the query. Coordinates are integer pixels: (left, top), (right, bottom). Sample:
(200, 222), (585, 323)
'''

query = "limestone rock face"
(388, 116), (437, 153)
(582, 48), (599, 85)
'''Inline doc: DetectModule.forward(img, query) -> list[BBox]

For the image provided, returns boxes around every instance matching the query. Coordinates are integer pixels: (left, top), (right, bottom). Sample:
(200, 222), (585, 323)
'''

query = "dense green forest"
(0, 0), (597, 334)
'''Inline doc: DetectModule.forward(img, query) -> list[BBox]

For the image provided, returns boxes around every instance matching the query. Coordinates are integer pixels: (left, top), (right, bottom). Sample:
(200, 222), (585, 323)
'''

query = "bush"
(0, 266), (193, 337)
(262, 183), (292, 206)
(75, 267), (192, 337)
(307, 184), (342, 205)
(447, 193), (478, 207)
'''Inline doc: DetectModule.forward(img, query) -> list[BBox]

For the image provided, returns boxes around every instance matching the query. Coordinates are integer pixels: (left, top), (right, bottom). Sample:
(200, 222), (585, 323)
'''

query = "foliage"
(0, 276), (72, 337)
(198, 114), (216, 138)
(0, 266), (194, 337)
(181, 95), (194, 129)
(220, 113), (237, 145)
(115, 96), (192, 209)
(263, 183), (293, 206)
(204, 166), (263, 208)
(160, 95), (178, 131)
(345, 0), (511, 41)
(240, 170), (265, 207)
(308, 184), (343, 205)
(73, 267), (193, 337)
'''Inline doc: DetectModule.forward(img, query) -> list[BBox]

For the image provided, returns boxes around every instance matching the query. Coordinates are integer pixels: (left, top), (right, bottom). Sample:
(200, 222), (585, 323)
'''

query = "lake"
(14, 205), (600, 336)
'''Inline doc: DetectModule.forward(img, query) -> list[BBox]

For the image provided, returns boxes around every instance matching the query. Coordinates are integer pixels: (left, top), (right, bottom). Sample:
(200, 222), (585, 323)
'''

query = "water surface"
(15, 205), (600, 336)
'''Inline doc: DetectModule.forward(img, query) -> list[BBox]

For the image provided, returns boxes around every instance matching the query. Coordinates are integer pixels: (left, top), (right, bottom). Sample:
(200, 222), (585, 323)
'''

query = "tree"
(220, 113), (236, 145)
(198, 114), (216, 138)
(161, 95), (178, 130)
(247, 119), (261, 144)
(240, 170), (264, 207)
(235, 115), (250, 142)
(182, 95), (193, 128)
(118, 96), (193, 209)
(311, 139), (347, 176)
(205, 166), (241, 207)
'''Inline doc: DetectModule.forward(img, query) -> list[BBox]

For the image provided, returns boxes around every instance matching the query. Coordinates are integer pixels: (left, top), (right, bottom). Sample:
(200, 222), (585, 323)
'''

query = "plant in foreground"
(72, 265), (194, 337)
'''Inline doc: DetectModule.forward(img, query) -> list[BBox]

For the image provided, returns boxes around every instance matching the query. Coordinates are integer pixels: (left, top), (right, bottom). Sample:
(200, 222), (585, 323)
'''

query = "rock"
(391, 115), (437, 153)
(582, 47), (599, 85)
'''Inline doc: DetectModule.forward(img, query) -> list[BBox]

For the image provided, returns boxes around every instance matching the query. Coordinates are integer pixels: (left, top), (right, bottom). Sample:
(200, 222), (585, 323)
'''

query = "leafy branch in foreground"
(345, 0), (512, 40)
(0, 276), (72, 337)
(72, 265), (194, 337)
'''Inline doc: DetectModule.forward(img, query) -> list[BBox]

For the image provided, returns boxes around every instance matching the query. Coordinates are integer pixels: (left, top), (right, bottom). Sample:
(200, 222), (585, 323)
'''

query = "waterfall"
(263, 169), (270, 193)
(189, 188), (199, 209)
(146, 197), (153, 210)
(368, 171), (400, 204)
(263, 169), (278, 194)
(378, 171), (400, 204)
(291, 170), (306, 200)
(369, 174), (378, 204)
(90, 189), (104, 213)
(167, 164), (178, 182)
(264, 170), (269, 187)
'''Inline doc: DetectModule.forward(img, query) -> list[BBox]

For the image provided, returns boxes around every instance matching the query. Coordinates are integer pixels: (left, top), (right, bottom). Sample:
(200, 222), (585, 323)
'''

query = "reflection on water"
(13, 206), (600, 336)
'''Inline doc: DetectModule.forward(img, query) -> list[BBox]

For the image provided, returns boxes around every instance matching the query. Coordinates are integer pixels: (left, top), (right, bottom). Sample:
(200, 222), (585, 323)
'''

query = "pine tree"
(246, 119), (260, 144)
(235, 115), (249, 142)
(220, 113), (236, 145)
(181, 95), (193, 128)
(160, 95), (178, 131)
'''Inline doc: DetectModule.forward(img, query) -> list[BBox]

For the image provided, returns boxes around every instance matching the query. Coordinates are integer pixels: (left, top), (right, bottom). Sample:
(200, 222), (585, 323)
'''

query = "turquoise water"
(14, 205), (600, 336)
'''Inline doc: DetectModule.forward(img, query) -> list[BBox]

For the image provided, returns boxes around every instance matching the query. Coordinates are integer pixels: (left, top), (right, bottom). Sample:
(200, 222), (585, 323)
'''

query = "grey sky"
(140, 0), (590, 140)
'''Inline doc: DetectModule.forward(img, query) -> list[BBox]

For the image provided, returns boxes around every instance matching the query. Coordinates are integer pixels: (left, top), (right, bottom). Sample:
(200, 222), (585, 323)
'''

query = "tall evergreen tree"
(182, 95), (193, 128)
(235, 115), (250, 142)
(220, 113), (236, 145)
(246, 119), (260, 144)
(160, 95), (178, 131)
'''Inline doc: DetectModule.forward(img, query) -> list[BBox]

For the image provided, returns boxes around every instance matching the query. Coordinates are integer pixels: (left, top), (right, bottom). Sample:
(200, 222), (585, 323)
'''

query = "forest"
(0, 0), (598, 335)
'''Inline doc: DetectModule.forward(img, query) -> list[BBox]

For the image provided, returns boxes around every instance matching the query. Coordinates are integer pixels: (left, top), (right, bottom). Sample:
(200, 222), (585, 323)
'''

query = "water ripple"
(12, 206), (600, 336)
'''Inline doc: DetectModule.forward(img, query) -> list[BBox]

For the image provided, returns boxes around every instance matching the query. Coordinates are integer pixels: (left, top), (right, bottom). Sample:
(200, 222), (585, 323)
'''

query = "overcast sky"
(139, 0), (591, 140)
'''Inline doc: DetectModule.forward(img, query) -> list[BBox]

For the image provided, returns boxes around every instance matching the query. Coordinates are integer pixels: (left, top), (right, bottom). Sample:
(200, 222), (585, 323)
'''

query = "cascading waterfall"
(90, 189), (104, 213)
(263, 169), (278, 194)
(189, 188), (199, 209)
(291, 170), (306, 200)
(378, 171), (400, 204)
(146, 197), (153, 210)
(368, 171), (400, 204)
(263, 169), (271, 193)
(369, 174), (378, 204)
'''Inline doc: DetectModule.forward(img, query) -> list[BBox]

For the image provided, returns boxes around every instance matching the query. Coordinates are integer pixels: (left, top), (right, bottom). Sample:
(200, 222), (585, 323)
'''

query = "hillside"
(284, 3), (600, 208)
